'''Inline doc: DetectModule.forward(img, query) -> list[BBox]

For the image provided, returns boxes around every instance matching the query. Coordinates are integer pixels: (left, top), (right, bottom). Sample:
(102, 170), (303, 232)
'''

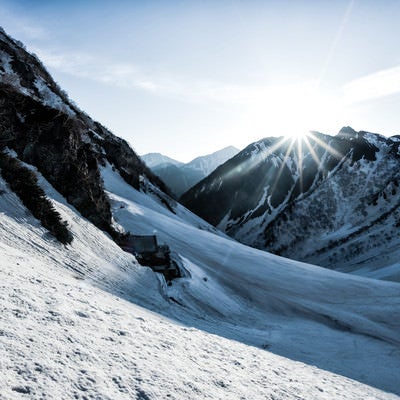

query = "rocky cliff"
(0, 27), (169, 238)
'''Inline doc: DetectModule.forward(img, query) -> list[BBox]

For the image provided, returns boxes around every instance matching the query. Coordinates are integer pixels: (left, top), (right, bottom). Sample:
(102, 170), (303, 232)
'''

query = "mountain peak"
(143, 146), (239, 197)
(338, 126), (357, 137)
(141, 153), (183, 168)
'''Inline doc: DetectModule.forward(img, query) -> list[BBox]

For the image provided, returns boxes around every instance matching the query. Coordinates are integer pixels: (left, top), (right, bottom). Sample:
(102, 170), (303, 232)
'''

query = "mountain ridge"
(0, 27), (172, 238)
(142, 146), (239, 197)
(141, 152), (184, 168)
(181, 129), (400, 280)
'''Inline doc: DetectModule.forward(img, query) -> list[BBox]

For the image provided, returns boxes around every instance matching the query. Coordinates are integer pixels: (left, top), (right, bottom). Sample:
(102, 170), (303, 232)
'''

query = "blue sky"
(2, 0), (400, 161)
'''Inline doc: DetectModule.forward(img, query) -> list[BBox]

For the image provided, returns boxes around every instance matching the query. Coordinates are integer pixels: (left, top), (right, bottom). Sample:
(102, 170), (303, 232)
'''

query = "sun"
(237, 82), (343, 144)
(272, 86), (333, 141)
(281, 130), (309, 142)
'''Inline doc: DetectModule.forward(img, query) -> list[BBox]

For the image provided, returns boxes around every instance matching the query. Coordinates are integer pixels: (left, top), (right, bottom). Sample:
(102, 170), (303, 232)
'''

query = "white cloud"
(31, 47), (346, 138)
(31, 47), (165, 93)
(30, 47), (261, 103)
(342, 65), (400, 104)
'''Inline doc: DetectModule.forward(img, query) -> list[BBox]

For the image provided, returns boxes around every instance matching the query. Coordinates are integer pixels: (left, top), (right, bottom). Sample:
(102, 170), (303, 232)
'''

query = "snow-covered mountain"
(141, 152), (184, 169)
(142, 146), (239, 197)
(1, 27), (400, 399)
(181, 129), (400, 281)
(183, 145), (240, 176)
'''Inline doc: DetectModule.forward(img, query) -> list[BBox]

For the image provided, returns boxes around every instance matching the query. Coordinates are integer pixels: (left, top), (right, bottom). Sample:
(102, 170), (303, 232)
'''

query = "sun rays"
(220, 130), (344, 207)
(274, 131), (344, 197)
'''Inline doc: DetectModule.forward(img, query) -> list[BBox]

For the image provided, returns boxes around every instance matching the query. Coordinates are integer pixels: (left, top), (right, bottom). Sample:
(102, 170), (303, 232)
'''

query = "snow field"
(1, 244), (398, 400)
(0, 166), (399, 398)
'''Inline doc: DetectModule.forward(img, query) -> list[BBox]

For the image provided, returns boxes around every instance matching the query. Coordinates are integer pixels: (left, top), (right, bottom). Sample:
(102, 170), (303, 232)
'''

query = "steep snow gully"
(2, 163), (399, 399)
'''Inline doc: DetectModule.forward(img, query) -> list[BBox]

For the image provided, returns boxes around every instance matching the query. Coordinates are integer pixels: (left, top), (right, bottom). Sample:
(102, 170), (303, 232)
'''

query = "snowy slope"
(1, 169), (400, 400)
(101, 164), (400, 395)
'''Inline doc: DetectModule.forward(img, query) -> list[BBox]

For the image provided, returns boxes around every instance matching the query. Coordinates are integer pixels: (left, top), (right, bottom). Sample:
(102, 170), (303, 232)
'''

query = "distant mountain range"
(142, 146), (239, 197)
(182, 128), (400, 280)
(140, 153), (184, 169)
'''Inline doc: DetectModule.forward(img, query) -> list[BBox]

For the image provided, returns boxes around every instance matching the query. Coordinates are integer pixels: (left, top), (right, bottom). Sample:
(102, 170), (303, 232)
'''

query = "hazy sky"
(2, 0), (400, 161)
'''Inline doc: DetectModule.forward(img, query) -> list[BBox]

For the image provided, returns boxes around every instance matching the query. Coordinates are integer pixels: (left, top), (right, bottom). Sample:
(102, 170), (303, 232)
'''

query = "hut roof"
(124, 235), (158, 253)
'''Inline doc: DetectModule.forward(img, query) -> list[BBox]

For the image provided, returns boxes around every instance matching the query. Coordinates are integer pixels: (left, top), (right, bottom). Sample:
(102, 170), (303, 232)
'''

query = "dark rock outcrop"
(0, 27), (169, 237)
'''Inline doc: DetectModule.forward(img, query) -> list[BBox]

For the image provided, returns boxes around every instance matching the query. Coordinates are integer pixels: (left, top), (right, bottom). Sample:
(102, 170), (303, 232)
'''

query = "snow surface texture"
(1, 166), (400, 399)
(104, 164), (400, 394)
